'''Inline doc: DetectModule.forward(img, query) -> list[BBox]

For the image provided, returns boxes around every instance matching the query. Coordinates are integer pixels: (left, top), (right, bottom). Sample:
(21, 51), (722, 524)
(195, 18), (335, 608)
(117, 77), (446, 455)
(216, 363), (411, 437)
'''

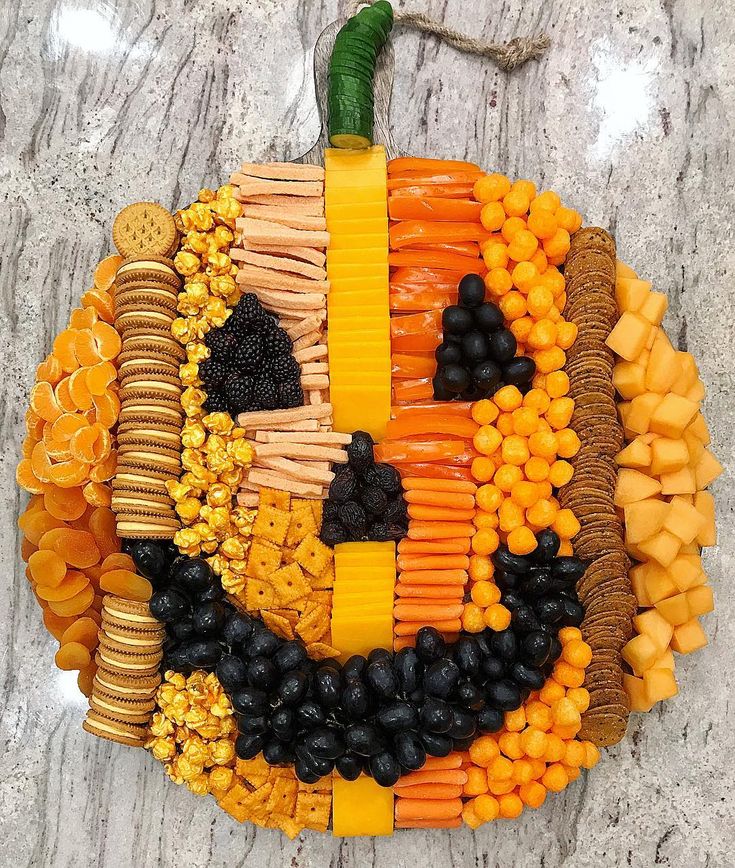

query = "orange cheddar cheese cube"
(686, 380), (706, 402)
(693, 449), (723, 490)
(670, 618), (708, 654)
(654, 592), (691, 626)
(638, 530), (681, 568)
(606, 311), (651, 361)
(643, 668), (678, 704)
(694, 491), (716, 546)
(662, 496), (706, 545)
(683, 430), (706, 464)
(648, 393), (699, 439)
(615, 437), (652, 469)
(649, 438), (690, 476)
(623, 673), (654, 712)
(623, 499), (670, 544)
(686, 584), (714, 618)
(614, 469), (662, 506)
(638, 292), (669, 326)
(622, 633), (660, 676)
(616, 261), (638, 279)
(613, 361), (646, 399)
(633, 609), (674, 653)
(654, 648), (676, 670)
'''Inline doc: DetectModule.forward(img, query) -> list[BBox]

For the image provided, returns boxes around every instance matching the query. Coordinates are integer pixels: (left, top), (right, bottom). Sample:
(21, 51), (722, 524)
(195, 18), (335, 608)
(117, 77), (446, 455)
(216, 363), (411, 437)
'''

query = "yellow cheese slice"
(335, 542), (396, 555)
(326, 201), (387, 220)
(326, 169), (386, 189)
(326, 186), (386, 206)
(328, 237), (388, 255)
(326, 262), (389, 280)
(327, 217), (389, 235)
(325, 145), (386, 172)
(332, 773), (394, 837)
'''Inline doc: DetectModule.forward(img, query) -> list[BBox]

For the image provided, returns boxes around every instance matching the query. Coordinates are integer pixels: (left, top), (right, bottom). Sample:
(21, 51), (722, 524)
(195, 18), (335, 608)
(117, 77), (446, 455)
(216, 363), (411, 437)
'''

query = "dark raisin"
(338, 501), (368, 540)
(372, 463), (401, 494)
(328, 467), (357, 503)
(346, 431), (375, 470)
(361, 486), (388, 516)
(320, 521), (348, 547)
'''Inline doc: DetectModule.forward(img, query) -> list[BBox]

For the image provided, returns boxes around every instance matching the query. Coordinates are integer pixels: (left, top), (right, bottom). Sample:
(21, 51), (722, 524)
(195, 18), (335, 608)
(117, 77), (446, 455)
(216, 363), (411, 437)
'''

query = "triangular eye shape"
(198, 293), (303, 416)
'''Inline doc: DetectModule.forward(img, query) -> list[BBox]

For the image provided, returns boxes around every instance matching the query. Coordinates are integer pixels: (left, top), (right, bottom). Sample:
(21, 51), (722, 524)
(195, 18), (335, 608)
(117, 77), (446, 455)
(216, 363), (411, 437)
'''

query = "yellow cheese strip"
(327, 217), (389, 235)
(326, 201), (388, 220)
(332, 773), (394, 837)
(325, 145), (388, 172)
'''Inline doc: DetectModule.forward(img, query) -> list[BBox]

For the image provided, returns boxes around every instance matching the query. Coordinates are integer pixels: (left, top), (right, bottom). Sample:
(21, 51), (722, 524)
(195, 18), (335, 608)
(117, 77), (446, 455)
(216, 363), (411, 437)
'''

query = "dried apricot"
(44, 485), (87, 521)
(82, 481), (112, 507)
(68, 367), (94, 411)
(92, 593), (104, 612)
(80, 288), (115, 323)
(54, 377), (76, 413)
(100, 552), (136, 572)
(36, 570), (89, 602)
(36, 355), (64, 385)
(48, 583), (95, 617)
(92, 321), (122, 362)
(86, 361), (116, 396)
(60, 617), (99, 649)
(47, 458), (90, 488)
(55, 641), (92, 671)
(30, 381), (62, 423)
(52, 329), (80, 373)
(19, 509), (66, 545)
(99, 569), (153, 602)
(80, 607), (102, 626)
(77, 662), (97, 696)
(84, 564), (104, 587)
(88, 507), (119, 559)
(42, 609), (76, 641)
(16, 458), (46, 494)
(92, 391), (120, 429)
(94, 254), (123, 292)
(28, 549), (67, 587)
(21, 537), (38, 561)
(69, 307), (98, 330)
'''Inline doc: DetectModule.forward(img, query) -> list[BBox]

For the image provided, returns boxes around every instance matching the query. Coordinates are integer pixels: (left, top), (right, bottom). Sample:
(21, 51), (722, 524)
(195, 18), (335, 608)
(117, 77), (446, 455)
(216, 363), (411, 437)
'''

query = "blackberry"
(198, 358), (228, 388)
(278, 381), (303, 409)
(203, 391), (229, 414)
(254, 377), (279, 410)
(270, 355), (300, 384)
(232, 334), (263, 372)
(224, 373), (254, 413)
(263, 327), (292, 358)
(229, 293), (263, 329)
(205, 328), (238, 361)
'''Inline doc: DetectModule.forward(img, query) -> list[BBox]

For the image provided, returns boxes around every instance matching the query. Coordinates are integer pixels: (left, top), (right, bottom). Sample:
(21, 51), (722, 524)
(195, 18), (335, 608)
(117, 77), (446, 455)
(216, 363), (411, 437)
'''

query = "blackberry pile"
(434, 273), (536, 400)
(320, 431), (408, 546)
(144, 530), (586, 787)
(198, 293), (303, 416)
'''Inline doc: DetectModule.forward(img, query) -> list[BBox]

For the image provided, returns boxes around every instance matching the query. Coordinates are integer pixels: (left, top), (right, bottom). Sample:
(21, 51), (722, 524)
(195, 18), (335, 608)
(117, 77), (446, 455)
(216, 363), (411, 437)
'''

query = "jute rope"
(347, 2), (549, 71)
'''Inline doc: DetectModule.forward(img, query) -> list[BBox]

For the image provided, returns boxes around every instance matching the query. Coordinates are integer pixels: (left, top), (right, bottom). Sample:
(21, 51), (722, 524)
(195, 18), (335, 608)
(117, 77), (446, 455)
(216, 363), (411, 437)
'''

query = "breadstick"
(236, 491), (260, 507)
(300, 362), (329, 376)
(238, 217), (329, 249)
(254, 431), (351, 445)
(242, 418), (321, 433)
(246, 469), (323, 497)
(234, 262), (329, 294)
(254, 442), (348, 462)
(287, 316), (323, 340)
(301, 374), (330, 390)
(253, 455), (335, 484)
(293, 330), (322, 351)
(237, 404), (332, 428)
(234, 195), (324, 216)
(294, 344), (328, 363)
(243, 286), (326, 310)
(309, 390), (323, 405)
(231, 247), (327, 280)
(236, 162), (324, 182)
(237, 177), (323, 198)
(239, 206), (327, 233)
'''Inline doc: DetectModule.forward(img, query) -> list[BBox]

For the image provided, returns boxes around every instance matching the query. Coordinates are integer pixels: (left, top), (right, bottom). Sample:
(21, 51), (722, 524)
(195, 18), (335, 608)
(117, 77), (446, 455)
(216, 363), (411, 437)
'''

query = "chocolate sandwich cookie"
(83, 709), (148, 747)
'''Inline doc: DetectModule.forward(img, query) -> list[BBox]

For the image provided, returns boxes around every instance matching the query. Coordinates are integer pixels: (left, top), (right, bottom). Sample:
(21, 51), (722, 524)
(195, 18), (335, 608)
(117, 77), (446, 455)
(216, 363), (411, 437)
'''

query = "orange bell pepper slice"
(389, 250), (485, 274)
(391, 184), (476, 199)
(387, 172), (484, 192)
(385, 413), (479, 440)
(391, 354), (437, 379)
(388, 196), (483, 222)
(390, 221), (488, 250)
(388, 157), (482, 174)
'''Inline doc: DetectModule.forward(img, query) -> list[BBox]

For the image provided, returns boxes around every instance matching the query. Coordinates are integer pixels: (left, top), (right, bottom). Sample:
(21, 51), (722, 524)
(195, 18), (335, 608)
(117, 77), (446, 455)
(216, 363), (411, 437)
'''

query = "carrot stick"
(397, 538), (471, 554)
(392, 379), (435, 403)
(391, 354), (437, 379)
(394, 619), (462, 635)
(390, 220), (488, 250)
(402, 477), (477, 494)
(390, 309), (442, 337)
(396, 554), (470, 570)
(403, 489), (476, 508)
(397, 463), (476, 482)
(394, 603), (464, 620)
(389, 250), (484, 272)
(421, 754), (465, 770)
(374, 441), (465, 465)
(395, 784), (463, 800)
(388, 157), (482, 174)
(389, 294), (456, 313)
(391, 332), (442, 353)
(388, 197), (482, 222)
(407, 521), (476, 540)
(396, 818), (463, 829)
(407, 504), (476, 522)
(398, 569), (468, 585)
(385, 415), (479, 441)
(391, 402), (473, 419)
(394, 584), (465, 599)
(395, 798), (465, 821)
(395, 769), (469, 788)
(394, 597), (464, 608)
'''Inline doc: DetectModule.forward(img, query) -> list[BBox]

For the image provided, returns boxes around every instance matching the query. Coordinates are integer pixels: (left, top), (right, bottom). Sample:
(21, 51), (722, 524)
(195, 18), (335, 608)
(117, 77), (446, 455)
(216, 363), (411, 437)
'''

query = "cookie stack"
(558, 227), (637, 748)
(111, 253), (185, 539)
(83, 595), (164, 748)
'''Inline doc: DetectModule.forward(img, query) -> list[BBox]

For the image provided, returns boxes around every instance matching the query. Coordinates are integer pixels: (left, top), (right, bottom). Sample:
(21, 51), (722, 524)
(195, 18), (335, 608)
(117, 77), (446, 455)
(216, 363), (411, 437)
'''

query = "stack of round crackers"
(111, 254), (184, 539)
(559, 227), (637, 748)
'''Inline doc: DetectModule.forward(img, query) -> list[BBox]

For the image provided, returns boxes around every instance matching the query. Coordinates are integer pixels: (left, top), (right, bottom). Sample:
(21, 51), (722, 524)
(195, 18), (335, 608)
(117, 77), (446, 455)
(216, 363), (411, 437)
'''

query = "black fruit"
(473, 359), (502, 392)
(369, 751), (401, 787)
(503, 355), (536, 387)
(394, 731), (426, 771)
(149, 589), (190, 623)
(461, 330), (489, 363)
(415, 626), (446, 663)
(130, 541), (167, 580)
(435, 341), (462, 366)
(440, 363), (471, 394)
(487, 328), (517, 363)
(474, 302), (504, 332)
(215, 654), (248, 691)
(458, 273), (485, 307)
(442, 305), (474, 335)
(174, 557), (212, 593)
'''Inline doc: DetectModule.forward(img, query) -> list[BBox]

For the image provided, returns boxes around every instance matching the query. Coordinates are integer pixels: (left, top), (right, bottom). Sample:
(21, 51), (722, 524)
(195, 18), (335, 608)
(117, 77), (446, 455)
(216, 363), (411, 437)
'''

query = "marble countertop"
(1, 0), (734, 865)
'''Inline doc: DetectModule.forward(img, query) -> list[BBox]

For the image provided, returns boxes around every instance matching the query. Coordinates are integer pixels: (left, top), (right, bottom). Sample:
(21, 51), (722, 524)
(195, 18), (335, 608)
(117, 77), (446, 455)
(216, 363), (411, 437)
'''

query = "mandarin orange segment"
(89, 448), (117, 483)
(54, 377), (76, 413)
(92, 321), (122, 362)
(46, 458), (90, 488)
(94, 254), (123, 292)
(77, 662), (98, 696)
(80, 288), (115, 323)
(86, 361), (116, 396)
(88, 506), (120, 558)
(19, 510), (66, 545)
(99, 568), (153, 602)
(74, 330), (101, 366)
(30, 381), (63, 423)
(28, 549), (68, 587)
(42, 609), (77, 641)
(69, 307), (98, 330)
(25, 408), (46, 439)
(22, 437), (36, 459)
(16, 458), (46, 494)
(30, 441), (53, 483)
(82, 481), (112, 507)
(49, 584), (95, 617)
(92, 390), (120, 429)
(60, 617), (99, 649)
(36, 355), (64, 386)
(55, 641), (92, 671)
(69, 425), (98, 462)
(49, 528), (100, 568)
(52, 329), (80, 373)
(43, 485), (87, 521)
(42, 426), (72, 460)
(51, 413), (88, 442)
(91, 425), (111, 462)
(68, 367), (94, 411)
(36, 570), (90, 602)
(100, 552), (136, 572)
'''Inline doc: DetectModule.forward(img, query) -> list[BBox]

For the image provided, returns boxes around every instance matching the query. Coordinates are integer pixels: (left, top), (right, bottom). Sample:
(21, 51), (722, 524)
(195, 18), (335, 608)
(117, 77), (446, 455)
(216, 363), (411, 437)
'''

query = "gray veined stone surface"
(0, 0), (734, 866)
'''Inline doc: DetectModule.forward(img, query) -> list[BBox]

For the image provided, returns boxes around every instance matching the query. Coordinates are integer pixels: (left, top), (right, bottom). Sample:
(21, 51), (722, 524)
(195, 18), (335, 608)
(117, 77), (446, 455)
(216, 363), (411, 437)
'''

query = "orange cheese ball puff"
(494, 385), (524, 411)
(474, 173), (511, 203)
(546, 370), (570, 398)
(507, 229), (538, 262)
(476, 483), (503, 512)
(483, 603), (511, 630)
(464, 766), (490, 796)
(487, 754), (514, 782)
(474, 510), (499, 530)
(551, 697), (582, 729)
(534, 346), (566, 373)
(499, 291), (527, 321)
(496, 412), (515, 436)
(527, 207), (558, 239)
(504, 706), (527, 732)
(512, 179), (537, 199)
(469, 735), (501, 767)
(461, 602), (486, 633)
(527, 319), (557, 350)
(481, 201), (506, 232)
(556, 428), (581, 458)
(554, 661), (586, 690)
(543, 733), (566, 763)
(485, 267), (513, 297)
(526, 499), (558, 529)
(471, 580), (501, 607)
(511, 261), (539, 292)
(512, 407), (540, 436)
(519, 781), (547, 809)
(562, 639), (593, 669)
(543, 227), (571, 259)
(510, 480), (540, 509)
(471, 399), (499, 426)
(498, 731), (524, 759)
(473, 424), (503, 456)
(567, 687), (591, 713)
(526, 700), (553, 731)
(468, 554), (493, 582)
(546, 397), (575, 430)
(539, 679), (566, 706)
(471, 456), (496, 482)
(473, 793), (501, 823)
(501, 216), (527, 243)
(482, 240), (510, 270)
(519, 727), (548, 759)
(498, 792), (524, 819)
(552, 509), (581, 540)
(507, 526), (538, 555)
(503, 189), (531, 218)
(523, 388), (551, 414)
(555, 321), (578, 349)
(498, 499), (524, 533)
(527, 429), (557, 459)
(510, 317), (534, 344)
(472, 528), (500, 556)
(501, 435), (530, 466)
(582, 742), (601, 769)
(555, 206), (583, 233)
(494, 464), (523, 492)
(548, 460), (574, 487)
(526, 284), (555, 317)
(542, 763), (569, 793)
(530, 190), (561, 212)
(524, 456), (550, 482)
